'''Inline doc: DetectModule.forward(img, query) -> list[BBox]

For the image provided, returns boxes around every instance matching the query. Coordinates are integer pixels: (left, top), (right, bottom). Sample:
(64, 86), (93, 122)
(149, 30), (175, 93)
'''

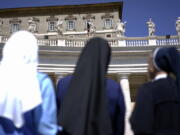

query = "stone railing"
(0, 36), (8, 43)
(125, 38), (149, 47)
(65, 39), (85, 47)
(156, 36), (180, 46)
(0, 35), (179, 47)
(37, 39), (58, 46)
(124, 36), (180, 47)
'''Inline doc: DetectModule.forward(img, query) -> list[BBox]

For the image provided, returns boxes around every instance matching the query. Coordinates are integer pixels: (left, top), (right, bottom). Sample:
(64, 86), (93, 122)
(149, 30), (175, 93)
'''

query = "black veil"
(59, 37), (112, 135)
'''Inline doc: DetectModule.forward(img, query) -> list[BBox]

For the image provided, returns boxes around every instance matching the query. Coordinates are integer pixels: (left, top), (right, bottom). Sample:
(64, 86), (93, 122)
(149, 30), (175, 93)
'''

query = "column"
(118, 74), (134, 135)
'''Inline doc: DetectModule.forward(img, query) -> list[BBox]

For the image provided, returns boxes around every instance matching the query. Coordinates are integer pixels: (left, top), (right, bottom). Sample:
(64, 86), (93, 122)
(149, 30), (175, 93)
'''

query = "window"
(84, 20), (91, 30)
(106, 34), (112, 38)
(9, 18), (21, 33)
(104, 18), (112, 29)
(85, 20), (88, 29)
(67, 20), (75, 30)
(46, 16), (58, 32)
(11, 23), (20, 33)
(48, 21), (56, 32)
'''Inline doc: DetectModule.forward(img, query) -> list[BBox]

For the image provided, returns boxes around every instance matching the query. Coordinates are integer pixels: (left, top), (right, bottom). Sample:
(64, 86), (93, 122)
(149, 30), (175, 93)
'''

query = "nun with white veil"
(0, 31), (57, 135)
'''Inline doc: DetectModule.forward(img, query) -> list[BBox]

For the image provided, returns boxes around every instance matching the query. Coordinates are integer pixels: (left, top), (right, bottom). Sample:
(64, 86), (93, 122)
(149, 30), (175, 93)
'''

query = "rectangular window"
(85, 20), (90, 29)
(11, 23), (20, 33)
(104, 19), (112, 29)
(67, 20), (75, 30)
(106, 34), (112, 38)
(48, 21), (56, 31)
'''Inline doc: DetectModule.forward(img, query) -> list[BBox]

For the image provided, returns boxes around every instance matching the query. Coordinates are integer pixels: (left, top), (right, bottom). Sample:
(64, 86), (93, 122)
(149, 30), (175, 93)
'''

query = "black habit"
(130, 47), (180, 135)
(59, 37), (112, 135)
(130, 76), (180, 135)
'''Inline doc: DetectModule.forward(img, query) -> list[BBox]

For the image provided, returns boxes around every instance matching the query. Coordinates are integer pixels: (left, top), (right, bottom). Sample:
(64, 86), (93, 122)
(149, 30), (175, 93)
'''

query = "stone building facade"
(0, 2), (122, 39)
(0, 2), (180, 135)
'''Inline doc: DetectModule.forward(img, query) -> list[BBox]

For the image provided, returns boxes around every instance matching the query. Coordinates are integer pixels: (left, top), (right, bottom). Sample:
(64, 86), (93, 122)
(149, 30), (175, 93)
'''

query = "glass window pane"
(11, 23), (20, 33)
(104, 19), (112, 29)
(67, 20), (75, 30)
(48, 21), (56, 31)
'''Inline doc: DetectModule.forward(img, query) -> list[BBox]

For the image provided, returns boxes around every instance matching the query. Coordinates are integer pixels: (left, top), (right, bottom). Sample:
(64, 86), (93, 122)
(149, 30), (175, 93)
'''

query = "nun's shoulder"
(136, 81), (154, 96)
(106, 78), (120, 89)
(59, 75), (73, 83)
(138, 81), (154, 90)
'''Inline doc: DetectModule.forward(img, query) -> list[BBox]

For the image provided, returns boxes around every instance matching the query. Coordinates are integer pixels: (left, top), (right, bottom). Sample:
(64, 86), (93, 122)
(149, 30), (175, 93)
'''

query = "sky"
(123, 0), (180, 37)
(0, 0), (179, 37)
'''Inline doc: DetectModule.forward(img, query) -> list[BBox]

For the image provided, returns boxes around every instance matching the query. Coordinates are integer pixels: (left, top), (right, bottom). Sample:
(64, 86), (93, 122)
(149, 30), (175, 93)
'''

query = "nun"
(130, 47), (180, 135)
(0, 31), (57, 135)
(58, 37), (124, 135)
(56, 75), (125, 135)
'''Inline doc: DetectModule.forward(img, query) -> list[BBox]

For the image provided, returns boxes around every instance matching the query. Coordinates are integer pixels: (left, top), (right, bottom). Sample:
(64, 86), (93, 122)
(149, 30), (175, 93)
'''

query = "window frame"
(11, 23), (20, 33)
(67, 20), (75, 31)
(48, 21), (57, 32)
(104, 18), (113, 29)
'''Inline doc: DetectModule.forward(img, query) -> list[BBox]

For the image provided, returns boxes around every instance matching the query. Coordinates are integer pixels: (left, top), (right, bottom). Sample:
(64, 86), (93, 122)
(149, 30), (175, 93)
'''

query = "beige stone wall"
(0, 3), (121, 38)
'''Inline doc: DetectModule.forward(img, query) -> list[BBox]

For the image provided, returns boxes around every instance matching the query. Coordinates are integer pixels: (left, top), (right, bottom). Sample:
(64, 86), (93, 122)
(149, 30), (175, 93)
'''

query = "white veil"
(0, 31), (42, 128)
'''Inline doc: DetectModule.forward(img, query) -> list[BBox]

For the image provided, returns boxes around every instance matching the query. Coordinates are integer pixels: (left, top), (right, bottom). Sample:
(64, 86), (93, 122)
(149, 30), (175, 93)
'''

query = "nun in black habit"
(58, 37), (113, 135)
(130, 47), (180, 135)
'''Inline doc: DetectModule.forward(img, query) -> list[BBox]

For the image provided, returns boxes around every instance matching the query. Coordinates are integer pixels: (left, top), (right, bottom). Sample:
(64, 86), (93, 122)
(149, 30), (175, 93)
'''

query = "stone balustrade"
(65, 39), (85, 47)
(0, 36), (8, 43)
(0, 35), (179, 47)
(37, 39), (58, 46)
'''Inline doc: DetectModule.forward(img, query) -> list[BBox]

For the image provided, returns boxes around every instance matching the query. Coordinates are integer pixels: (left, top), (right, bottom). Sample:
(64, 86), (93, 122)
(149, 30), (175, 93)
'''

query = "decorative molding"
(83, 14), (95, 20)
(101, 13), (114, 19)
(28, 17), (39, 23)
(9, 18), (21, 24)
(103, 26), (114, 30)
(46, 16), (58, 22)
(37, 63), (148, 74)
(65, 15), (77, 20)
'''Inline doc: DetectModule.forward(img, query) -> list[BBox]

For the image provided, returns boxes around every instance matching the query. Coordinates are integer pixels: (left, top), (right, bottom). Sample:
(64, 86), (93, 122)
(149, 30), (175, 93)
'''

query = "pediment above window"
(9, 18), (21, 24)
(101, 13), (114, 19)
(83, 14), (95, 20)
(46, 16), (58, 22)
(65, 15), (77, 20)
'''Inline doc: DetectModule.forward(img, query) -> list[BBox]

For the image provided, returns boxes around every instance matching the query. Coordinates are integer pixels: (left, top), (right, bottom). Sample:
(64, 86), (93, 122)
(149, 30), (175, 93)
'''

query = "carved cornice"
(46, 16), (58, 21)
(32, 17), (39, 22)
(65, 15), (77, 20)
(83, 14), (95, 20)
(9, 18), (21, 24)
(0, 2), (122, 17)
(101, 13), (114, 19)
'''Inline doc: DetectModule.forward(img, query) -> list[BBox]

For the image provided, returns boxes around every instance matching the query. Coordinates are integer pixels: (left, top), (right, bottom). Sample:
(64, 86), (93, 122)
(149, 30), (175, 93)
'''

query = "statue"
(87, 20), (96, 36)
(28, 17), (37, 33)
(56, 19), (64, 35)
(146, 18), (155, 36)
(115, 19), (126, 37)
(176, 17), (180, 36)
